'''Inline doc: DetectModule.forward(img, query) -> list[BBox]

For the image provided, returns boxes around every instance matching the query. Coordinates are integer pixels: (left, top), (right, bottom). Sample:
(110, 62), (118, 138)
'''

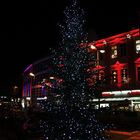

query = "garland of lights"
(39, 0), (110, 139)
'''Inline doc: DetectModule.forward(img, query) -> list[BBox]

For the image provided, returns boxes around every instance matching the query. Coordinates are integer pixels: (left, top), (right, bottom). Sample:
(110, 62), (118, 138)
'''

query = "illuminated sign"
(102, 90), (140, 97)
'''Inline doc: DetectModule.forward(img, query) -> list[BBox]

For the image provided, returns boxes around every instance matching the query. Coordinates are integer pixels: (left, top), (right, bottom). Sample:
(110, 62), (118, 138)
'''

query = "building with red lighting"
(88, 28), (140, 111)
(22, 28), (140, 111)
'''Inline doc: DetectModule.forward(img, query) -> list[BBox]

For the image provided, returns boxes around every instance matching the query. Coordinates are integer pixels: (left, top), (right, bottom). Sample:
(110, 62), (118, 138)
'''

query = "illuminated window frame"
(92, 70), (105, 85)
(136, 40), (140, 54)
(111, 46), (117, 59)
(121, 69), (128, 84)
(112, 70), (118, 84)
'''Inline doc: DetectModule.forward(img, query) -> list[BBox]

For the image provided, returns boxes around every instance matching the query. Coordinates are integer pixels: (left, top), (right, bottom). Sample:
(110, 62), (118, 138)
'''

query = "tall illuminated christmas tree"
(53, 0), (93, 104)
(40, 0), (109, 139)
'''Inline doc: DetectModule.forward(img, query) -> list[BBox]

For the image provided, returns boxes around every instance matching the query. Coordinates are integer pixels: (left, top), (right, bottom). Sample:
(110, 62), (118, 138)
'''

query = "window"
(121, 69), (128, 84)
(112, 70), (118, 83)
(137, 67), (140, 81)
(120, 44), (126, 56)
(136, 40), (140, 54)
(111, 46), (117, 58)
(92, 70), (105, 85)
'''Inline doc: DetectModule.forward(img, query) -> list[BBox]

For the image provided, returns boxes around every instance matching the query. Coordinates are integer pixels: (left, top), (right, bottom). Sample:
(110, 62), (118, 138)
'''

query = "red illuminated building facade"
(88, 28), (140, 111)
(22, 28), (140, 111)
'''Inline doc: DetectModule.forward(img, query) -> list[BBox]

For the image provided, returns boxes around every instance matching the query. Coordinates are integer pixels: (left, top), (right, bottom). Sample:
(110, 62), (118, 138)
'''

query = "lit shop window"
(121, 69), (128, 84)
(111, 46), (117, 58)
(137, 67), (140, 81)
(136, 40), (140, 54)
(112, 70), (118, 83)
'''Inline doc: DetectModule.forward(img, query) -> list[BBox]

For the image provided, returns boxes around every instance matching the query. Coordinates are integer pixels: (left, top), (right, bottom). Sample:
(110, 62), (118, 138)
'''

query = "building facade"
(22, 56), (58, 108)
(22, 28), (140, 111)
(88, 28), (140, 111)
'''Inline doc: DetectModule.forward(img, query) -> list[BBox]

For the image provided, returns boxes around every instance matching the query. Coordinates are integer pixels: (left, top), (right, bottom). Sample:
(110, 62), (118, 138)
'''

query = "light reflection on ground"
(109, 130), (140, 140)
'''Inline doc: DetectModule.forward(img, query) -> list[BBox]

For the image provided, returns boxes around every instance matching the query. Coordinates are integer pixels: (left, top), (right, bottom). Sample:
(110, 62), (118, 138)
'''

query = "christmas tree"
(52, 0), (93, 105)
(40, 0), (109, 139)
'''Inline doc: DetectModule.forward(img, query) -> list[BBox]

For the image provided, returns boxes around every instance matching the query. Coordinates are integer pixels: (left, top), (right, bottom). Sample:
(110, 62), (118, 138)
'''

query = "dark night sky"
(0, 0), (140, 95)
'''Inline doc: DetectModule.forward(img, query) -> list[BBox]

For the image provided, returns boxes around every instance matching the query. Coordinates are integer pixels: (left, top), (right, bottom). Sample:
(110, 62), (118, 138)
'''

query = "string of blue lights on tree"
(40, 0), (109, 139)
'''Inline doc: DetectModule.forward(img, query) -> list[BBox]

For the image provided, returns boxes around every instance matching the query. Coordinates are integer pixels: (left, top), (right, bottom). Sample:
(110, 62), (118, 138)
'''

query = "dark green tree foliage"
(53, 0), (92, 105)
(40, 0), (109, 139)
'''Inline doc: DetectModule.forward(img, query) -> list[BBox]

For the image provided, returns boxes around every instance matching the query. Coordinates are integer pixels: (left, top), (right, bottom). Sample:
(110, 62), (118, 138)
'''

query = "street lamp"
(29, 72), (35, 77)
(29, 72), (36, 107)
(13, 85), (18, 98)
(90, 45), (105, 66)
(13, 85), (18, 91)
(90, 45), (105, 109)
(50, 76), (55, 80)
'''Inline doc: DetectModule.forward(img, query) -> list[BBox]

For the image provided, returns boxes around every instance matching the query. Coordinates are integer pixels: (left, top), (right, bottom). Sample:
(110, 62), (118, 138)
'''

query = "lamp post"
(90, 45), (105, 66)
(29, 72), (35, 107)
(12, 85), (19, 103)
(48, 76), (55, 100)
(13, 86), (18, 94)
(90, 45), (105, 109)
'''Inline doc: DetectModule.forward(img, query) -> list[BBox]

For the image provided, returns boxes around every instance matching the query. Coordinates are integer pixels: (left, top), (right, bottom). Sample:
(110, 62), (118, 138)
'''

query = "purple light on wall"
(23, 64), (33, 73)
(23, 84), (26, 97)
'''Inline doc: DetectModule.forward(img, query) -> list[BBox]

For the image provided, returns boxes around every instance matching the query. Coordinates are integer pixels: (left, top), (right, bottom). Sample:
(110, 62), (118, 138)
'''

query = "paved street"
(110, 130), (140, 140)
(1, 103), (140, 140)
